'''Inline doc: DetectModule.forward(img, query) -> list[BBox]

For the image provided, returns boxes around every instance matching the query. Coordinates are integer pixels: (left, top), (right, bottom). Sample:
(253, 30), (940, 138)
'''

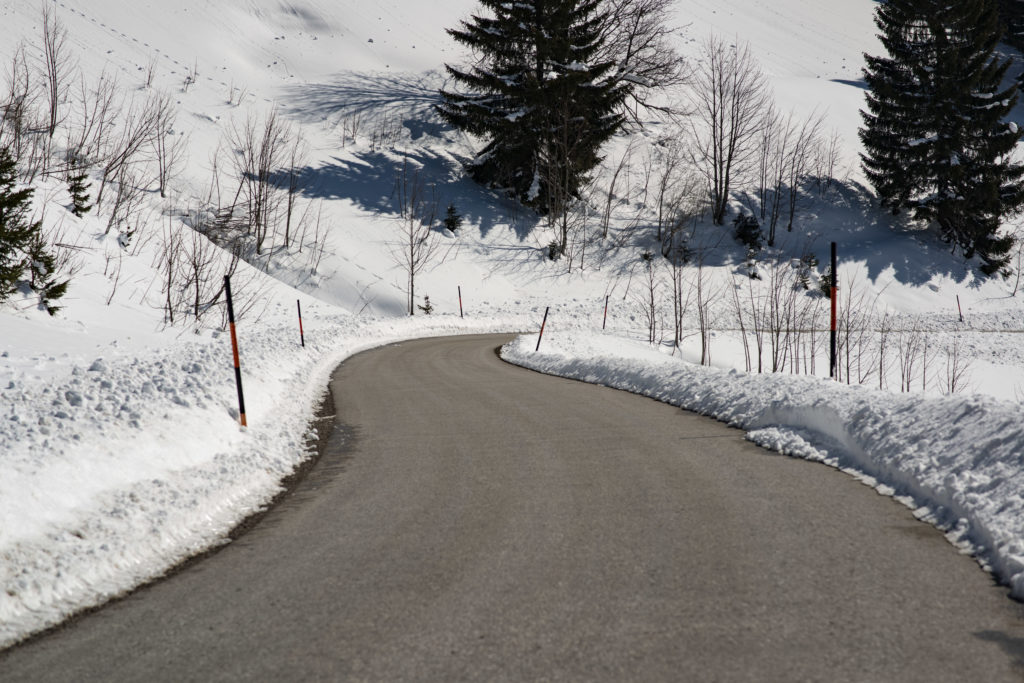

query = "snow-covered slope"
(2, 0), (1024, 649)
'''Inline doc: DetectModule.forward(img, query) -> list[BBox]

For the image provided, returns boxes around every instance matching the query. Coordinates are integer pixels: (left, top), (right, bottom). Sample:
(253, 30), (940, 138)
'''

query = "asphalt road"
(3, 333), (1024, 681)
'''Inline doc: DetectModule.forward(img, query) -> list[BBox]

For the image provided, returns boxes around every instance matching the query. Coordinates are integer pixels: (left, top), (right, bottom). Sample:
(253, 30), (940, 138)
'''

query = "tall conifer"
(0, 147), (35, 300)
(437, 0), (625, 217)
(0, 146), (68, 312)
(860, 0), (1024, 274)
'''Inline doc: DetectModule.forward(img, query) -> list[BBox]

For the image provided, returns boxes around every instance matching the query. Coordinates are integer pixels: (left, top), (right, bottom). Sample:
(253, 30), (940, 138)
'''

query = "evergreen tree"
(0, 146), (68, 313)
(0, 147), (35, 300)
(67, 169), (92, 217)
(921, 0), (1024, 273)
(443, 203), (463, 233)
(860, 0), (1024, 274)
(997, 0), (1024, 50)
(859, 0), (934, 213)
(26, 231), (68, 315)
(437, 0), (626, 219)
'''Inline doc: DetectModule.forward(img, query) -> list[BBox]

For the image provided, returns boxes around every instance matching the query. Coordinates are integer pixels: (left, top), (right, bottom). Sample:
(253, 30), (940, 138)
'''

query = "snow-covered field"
(3, 0), (1024, 649)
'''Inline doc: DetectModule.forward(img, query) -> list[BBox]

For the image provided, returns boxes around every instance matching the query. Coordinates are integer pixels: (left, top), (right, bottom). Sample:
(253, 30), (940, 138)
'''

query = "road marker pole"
(536, 306), (550, 352)
(225, 276), (247, 427)
(603, 294), (609, 330)
(297, 299), (305, 347)
(458, 286), (464, 318)
(830, 242), (837, 380)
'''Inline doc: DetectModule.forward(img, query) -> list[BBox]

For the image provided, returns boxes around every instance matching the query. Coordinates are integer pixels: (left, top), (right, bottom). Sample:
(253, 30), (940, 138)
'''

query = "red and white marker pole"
(536, 306), (550, 352)
(830, 242), (837, 380)
(224, 276), (247, 427)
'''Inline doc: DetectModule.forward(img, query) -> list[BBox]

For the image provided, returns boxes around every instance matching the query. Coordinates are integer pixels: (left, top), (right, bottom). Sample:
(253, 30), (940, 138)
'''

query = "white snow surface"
(2, 0), (1024, 651)
(503, 330), (1024, 602)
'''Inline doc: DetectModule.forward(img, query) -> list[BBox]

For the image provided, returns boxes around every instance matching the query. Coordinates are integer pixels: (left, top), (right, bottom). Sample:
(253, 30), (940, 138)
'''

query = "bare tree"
(896, 324), (924, 393)
(944, 335), (972, 394)
(105, 164), (146, 235)
(151, 90), (188, 199)
(597, 0), (690, 123)
(181, 228), (221, 321)
(1, 43), (34, 156)
(155, 219), (185, 325)
(687, 36), (771, 226)
(540, 95), (599, 260)
(647, 136), (690, 243)
(877, 310), (894, 391)
(282, 130), (309, 249)
(40, 2), (73, 140)
(813, 128), (843, 196)
(783, 112), (823, 233)
(745, 274), (768, 373)
(304, 201), (329, 275)
(226, 107), (292, 254)
(1, 42), (47, 181)
(95, 91), (162, 210)
(759, 107), (790, 246)
(600, 140), (636, 240)
(691, 252), (722, 365)
(731, 275), (753, 371)
(1012, 236), (1024, 296)
(660, 167), (705, 260)
(834, 273), (880, 385)
(762, 257), (801, 372)
(144, 53), (158, 89)
(631, 251), (663, 344)
(66, 70), (120, 164)
(391, 158), (450, 315)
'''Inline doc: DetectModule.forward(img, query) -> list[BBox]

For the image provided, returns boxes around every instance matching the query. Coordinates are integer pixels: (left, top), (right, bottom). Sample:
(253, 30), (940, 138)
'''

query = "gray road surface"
(3, 333), (1024, 681)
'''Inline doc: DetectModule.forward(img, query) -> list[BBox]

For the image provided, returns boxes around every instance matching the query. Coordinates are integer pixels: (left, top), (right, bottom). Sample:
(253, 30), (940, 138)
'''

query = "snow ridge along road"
(2, 334), (1023, 681)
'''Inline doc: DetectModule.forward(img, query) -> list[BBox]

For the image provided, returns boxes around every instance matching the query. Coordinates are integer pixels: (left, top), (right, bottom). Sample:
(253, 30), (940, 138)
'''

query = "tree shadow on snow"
(289, 148), (541, 242)
(804, 179), (980, 289)
(280, 70), (542, 242)
(281, 70), (448, 140)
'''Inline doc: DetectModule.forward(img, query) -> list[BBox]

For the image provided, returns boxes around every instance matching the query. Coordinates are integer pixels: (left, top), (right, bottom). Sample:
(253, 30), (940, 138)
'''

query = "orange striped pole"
(224, 275), (247, 427)
(297, 299), (305, 347)
(536, 306), (549, 352)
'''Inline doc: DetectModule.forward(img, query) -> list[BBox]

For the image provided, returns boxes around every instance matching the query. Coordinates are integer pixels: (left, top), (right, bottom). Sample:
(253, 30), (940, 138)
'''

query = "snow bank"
(502, 329), (1024, 598)
(0, 314), (525, 649)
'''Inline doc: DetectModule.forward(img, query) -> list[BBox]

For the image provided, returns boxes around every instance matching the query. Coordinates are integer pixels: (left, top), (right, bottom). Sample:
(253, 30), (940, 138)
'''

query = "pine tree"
(443, 203), (463, 233)
(859, 0), (934, 213)
(26, 231), (68, 315)
(67, 169), (92, 217)
(437, 0), (625, 218)
(0, 146), (68, 313)
(997, 0), (1024, 50)
(922, 0), (1024, 273)
(0, 147), (36, 300)
(859, 0), (1024, 274)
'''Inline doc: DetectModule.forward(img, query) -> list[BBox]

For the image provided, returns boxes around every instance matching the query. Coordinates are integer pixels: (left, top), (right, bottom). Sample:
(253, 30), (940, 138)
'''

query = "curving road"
(3, 334), (1024, 681)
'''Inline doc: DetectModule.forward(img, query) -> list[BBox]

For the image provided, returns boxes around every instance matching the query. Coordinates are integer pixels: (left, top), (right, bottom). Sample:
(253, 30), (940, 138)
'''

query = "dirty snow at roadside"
(502, 330), (1024, 600)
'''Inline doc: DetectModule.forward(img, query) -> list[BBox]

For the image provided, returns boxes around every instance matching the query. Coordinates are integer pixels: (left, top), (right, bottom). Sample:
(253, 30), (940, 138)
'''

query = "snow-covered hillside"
(3, 0), (1024, 649)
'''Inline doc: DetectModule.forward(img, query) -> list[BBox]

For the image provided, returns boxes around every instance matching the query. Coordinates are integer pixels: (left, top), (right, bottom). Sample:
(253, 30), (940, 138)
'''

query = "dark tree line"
(860, 0), (1024, 274)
